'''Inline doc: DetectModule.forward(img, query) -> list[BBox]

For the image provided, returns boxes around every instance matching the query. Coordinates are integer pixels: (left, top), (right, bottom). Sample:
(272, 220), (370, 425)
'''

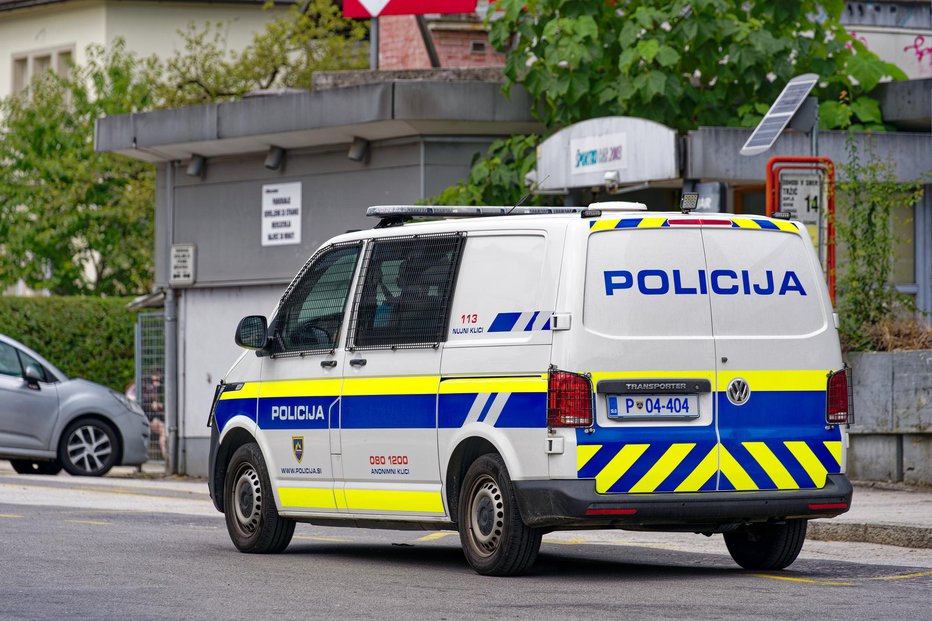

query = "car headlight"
(111, 390), (146, 416)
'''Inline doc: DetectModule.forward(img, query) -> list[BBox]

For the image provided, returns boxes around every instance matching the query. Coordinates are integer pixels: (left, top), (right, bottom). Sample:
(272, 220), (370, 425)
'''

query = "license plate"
(607, 394), (699, 420)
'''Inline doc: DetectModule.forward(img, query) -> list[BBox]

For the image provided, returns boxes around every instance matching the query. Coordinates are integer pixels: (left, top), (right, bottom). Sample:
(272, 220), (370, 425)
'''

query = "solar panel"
(740, 74), (819, 157)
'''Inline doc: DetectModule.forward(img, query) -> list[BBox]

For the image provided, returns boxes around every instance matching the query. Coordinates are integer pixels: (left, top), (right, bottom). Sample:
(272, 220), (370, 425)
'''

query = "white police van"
(208, 200), (852, 576)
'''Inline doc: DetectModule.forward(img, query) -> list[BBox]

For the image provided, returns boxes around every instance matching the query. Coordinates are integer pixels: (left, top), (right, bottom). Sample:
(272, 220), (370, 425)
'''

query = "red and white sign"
(344, 0), (477, 18)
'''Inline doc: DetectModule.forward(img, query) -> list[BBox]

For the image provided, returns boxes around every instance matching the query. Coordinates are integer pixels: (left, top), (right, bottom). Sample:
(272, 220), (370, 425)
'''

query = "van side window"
(350, 233), (463, 349)
(274, 243), (361, 354)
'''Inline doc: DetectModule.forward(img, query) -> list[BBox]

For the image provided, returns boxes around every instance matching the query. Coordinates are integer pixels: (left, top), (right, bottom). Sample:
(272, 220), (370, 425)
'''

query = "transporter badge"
(292, 436), (304, 463)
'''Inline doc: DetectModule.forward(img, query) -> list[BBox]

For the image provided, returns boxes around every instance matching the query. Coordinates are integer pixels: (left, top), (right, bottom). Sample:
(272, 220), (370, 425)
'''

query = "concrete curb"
(808, 521), (932, 549)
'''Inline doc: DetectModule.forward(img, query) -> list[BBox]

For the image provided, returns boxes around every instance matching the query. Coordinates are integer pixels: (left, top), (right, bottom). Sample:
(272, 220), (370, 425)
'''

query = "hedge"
(0, 296), (137, 391)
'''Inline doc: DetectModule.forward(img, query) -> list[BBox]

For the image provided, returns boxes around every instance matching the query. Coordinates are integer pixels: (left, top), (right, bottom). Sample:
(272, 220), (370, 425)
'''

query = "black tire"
(223, 442), (295, 554)
(724, 519), (808, 570)
(59, 419), (119, 477)
(457, 453), (541, 576)
(10, 459), (63, 475)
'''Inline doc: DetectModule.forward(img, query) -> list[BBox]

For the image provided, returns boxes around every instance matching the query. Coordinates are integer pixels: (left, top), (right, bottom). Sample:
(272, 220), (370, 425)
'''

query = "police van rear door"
(701, 219), (844, 492)
(577, 218), (720, 494)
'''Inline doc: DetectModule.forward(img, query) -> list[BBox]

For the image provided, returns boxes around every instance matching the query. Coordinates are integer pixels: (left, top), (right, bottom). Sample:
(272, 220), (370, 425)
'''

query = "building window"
(11, 45), (75, 94)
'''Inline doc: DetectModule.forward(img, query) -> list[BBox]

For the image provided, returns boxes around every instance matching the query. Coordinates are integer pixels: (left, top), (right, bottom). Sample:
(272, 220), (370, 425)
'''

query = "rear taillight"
(826, 368), (852, 425)
(548, 370), (593, 427)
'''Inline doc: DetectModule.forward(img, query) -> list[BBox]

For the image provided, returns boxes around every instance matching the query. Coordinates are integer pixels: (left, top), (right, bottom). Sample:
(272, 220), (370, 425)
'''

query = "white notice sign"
(779, 173), (822, 226)
(170, 244), (195, 286)
(261, 182), (302, 246)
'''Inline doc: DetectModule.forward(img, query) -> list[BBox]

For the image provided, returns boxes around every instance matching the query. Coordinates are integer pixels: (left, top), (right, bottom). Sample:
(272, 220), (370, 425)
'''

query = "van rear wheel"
(457, 453), (541, 576)
(224, 442), (295, 553)
(724, 519), (807, 570)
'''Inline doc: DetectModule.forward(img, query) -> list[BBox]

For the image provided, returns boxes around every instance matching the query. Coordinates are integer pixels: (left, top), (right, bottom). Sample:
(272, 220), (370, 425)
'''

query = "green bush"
(0, 296), (137, 390)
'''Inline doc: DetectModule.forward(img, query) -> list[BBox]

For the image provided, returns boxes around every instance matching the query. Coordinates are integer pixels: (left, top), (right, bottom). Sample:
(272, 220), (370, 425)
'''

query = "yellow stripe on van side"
(259, 378), (342, 398)
(590, 219), (621, 231)
(719, 445), (758, 491)
(219, 382), (260, 400)
(730, 218), (763, 229)
(278, 487), (338, 509)
(577, 444), (602, 471)
(718, 370), (828, 392)
(595, 444), (649, 493)
(637, 217), (668, 228)
(743, 442), (799, 490)
(785, 441), (829, 488)
(773, 220), (800, 232)
(342, 376), (439, 396)
(629, 443), (695, 493)
(343, 489), (444, 513)
(824, 441), (843, 469)
(675, 445), (719, 492)
(439, 376), (547, 395)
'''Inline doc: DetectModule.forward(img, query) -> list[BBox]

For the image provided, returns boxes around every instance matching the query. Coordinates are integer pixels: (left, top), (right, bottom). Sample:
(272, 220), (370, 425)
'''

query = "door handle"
(349, 358), (367, 367)
(320, 360), (337, 369)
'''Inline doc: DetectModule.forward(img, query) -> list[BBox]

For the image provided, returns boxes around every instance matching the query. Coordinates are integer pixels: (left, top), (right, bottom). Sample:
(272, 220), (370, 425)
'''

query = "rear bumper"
(513, 474), (853, 530)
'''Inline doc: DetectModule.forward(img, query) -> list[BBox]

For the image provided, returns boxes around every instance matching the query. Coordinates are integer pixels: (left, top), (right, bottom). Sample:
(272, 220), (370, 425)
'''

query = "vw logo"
(727, 378), (751, 406)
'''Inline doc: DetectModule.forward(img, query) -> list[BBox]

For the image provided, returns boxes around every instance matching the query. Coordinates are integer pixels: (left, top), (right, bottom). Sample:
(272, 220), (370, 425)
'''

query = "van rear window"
(584, 229), (713, 337)
(584, 228), (827, 338)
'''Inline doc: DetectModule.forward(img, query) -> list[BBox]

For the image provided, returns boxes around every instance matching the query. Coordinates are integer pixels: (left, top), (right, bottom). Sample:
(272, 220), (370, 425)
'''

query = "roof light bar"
(366, 205), (589, 220)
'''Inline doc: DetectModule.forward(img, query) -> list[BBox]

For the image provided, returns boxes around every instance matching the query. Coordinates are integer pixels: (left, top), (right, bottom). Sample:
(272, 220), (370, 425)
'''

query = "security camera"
(603, 170), (620, 192)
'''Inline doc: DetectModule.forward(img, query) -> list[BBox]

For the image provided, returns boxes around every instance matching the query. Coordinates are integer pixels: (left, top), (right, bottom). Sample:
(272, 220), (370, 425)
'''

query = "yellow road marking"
(595, 444), (649, 493)
(630, 443), (695, 493)
(293, 535), (353, 543)
(0, 481), (207, 502)
(743, 442), (799, 490)
(0, 513), (24, 518)
(416, 532), (457, 542)
(65, 519), (112, 526)
(751, 574), (854, 587)
(866, 570), (932, 582)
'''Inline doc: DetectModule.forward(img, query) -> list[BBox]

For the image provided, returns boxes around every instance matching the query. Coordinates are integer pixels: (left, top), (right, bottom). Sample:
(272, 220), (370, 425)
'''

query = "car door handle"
(349, 358), (367, 367)
(320, 360), (338, 369)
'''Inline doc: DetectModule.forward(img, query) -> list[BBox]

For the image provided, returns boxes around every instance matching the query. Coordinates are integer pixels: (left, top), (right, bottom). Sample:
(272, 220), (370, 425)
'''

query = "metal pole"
(164, 162), (179, 475)
(369, 18), (379, 70)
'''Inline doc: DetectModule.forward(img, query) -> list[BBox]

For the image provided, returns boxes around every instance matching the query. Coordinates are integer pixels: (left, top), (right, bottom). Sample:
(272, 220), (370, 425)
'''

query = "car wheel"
(457, 453), (541, 576)
(724, 519), (808, 570)
(59, 419), (119, 477)
(223, 442), (295, 553)
(10, 459), (63, 475)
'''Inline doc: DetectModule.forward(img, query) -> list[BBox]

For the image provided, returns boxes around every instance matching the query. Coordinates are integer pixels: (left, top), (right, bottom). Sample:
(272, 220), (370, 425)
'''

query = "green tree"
(492, 0), (904, 132)
(158, 0), (368, 107)
(436, 0), (906, 205)
(0, 41), (160, 295)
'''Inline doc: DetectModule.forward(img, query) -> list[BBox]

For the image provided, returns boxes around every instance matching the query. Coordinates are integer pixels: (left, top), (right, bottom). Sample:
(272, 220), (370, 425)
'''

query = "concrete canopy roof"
(95, 81), (543, 163)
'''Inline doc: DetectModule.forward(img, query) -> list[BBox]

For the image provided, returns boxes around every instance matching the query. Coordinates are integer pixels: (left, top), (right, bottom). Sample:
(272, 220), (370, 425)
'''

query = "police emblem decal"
(292, 436), (304, 463)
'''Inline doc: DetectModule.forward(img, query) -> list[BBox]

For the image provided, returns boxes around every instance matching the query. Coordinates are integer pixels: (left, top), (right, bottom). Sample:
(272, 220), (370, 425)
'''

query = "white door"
(338, 233), (464, 518)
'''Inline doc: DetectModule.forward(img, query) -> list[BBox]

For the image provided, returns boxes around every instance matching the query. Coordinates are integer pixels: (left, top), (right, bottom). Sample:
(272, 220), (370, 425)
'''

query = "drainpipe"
(164, 162), (180, 474)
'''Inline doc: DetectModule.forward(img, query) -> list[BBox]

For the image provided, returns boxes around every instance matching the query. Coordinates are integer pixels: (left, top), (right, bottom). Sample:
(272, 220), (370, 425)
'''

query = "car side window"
(0, 342), (22, 377)
(274, 243), (361, 354)
(349, 233), (463, 349)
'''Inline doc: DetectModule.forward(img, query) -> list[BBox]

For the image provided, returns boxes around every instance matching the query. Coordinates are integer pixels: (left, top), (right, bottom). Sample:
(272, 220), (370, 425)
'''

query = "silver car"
(0, 333), (149, 476)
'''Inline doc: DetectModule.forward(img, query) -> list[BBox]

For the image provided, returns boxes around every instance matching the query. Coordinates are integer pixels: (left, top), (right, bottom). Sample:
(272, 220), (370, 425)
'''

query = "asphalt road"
(1, 472), (931, 620)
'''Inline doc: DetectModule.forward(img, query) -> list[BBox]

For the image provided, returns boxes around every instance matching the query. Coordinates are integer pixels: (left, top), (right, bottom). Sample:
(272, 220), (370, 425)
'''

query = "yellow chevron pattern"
(580, 440), (841, 494)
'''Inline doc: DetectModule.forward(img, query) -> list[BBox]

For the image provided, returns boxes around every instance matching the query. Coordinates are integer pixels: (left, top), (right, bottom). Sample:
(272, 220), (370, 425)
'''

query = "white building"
(0, 0), (285, 101)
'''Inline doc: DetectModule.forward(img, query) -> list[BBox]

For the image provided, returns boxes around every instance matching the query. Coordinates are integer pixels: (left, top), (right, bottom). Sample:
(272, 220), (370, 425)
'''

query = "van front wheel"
(457, 453), (541, 576)
(224, 442), (295, 554)
(723, 519), (807, 570)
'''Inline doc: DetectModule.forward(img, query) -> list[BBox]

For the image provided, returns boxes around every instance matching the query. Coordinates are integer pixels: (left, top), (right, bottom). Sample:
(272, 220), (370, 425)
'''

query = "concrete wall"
(848, 350), (932, 486)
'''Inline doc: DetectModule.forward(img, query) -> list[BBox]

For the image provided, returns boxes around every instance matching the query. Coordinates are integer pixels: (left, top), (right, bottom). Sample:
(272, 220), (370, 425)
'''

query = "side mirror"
(24, 364), (43, 387)
(235, 315), (270, 351)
